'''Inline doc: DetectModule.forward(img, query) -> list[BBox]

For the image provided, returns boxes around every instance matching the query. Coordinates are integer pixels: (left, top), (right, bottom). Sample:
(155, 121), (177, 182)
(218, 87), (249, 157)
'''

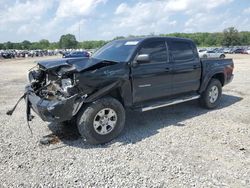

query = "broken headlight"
(28, 69), (44, 83)
(61, 78), (73, 93)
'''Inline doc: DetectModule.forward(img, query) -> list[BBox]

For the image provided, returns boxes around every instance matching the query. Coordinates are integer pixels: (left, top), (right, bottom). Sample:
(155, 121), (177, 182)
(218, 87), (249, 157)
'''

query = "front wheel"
(77, 97), (125, 144)
(200, 79), (222, 109)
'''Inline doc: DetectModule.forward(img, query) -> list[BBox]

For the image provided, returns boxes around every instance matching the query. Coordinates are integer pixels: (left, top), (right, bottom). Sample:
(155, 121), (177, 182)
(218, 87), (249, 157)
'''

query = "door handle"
(193, 65), (200, 69)
(165, 67), (172, 72)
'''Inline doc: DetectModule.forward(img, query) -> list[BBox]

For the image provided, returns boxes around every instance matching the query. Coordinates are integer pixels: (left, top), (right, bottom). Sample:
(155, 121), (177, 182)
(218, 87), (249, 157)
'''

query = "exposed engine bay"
(28, 65), (80, 101)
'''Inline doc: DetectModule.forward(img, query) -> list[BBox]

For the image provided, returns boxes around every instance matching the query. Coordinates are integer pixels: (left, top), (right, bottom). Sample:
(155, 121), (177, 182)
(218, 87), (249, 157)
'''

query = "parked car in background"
(199, 50), (225, 59)
(232, 49), (245, 54)
(63, 51), (90, 58)
(243, 49), (249, 54)
(1, 51), (15, 59)
(246, 49), (250, 54)
(223, 48), (231, 53)
(214, 49), (224, 53)
(61, 51), (70, 57)
(228, 48), (235, 54)
(198, 49), (206, 52)
(0, 50), (58, 59)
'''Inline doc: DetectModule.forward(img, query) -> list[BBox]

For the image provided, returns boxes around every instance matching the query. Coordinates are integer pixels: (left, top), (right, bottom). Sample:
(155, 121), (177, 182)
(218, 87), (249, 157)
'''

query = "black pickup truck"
(23, 37), (234, 144)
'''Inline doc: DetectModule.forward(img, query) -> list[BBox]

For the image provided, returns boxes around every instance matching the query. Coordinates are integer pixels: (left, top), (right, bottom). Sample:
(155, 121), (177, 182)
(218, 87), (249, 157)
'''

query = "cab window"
(169, 41), (195, 61)
(138, 41), (168, 64)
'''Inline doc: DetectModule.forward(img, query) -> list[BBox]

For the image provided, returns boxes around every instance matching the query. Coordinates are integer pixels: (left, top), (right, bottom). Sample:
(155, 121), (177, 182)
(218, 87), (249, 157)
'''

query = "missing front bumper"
(26, 85), (83, 122)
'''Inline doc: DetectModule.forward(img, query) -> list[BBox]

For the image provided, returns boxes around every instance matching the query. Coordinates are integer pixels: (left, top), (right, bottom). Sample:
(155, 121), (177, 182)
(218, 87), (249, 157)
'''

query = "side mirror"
(136, 54), (150, 63)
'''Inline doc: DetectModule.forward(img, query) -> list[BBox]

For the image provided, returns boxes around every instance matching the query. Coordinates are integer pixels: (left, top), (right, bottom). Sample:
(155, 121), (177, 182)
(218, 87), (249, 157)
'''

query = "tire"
(200, 79), (222, 109)
(220, 54), (225, 59)
(203, 55), (208, 59)
(77, 97), (125, 144)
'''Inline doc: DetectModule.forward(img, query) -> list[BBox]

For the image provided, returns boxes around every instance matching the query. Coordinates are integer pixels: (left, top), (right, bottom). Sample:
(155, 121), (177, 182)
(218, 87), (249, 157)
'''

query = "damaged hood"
(37, 57), (117, 72)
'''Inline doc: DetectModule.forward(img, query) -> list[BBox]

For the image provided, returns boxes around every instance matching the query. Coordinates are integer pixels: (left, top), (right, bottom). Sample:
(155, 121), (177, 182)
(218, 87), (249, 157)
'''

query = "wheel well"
(107, 89), (124, 106)
(212, 73), (225, 86)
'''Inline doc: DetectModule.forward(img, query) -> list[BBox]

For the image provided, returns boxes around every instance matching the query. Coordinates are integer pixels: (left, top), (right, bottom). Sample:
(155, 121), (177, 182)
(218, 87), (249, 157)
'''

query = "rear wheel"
(200, 79), (222, 109)
(77, 97), (125, 144)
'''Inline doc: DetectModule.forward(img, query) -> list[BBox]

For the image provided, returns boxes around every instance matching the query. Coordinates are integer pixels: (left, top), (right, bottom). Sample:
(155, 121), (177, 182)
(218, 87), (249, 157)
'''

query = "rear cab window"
(168, 40), (196, 62)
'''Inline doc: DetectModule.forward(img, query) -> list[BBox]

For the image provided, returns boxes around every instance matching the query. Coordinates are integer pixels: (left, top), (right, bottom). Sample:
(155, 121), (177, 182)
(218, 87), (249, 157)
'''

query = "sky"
(0, 0), (250, 42)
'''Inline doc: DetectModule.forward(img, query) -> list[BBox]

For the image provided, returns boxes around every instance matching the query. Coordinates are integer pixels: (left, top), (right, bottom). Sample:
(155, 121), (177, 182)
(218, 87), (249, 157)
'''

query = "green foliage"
(5, 41), (14, 49)
(78, 40), (107, 49)
(30, 42), (40, 50)
(21, 40), (32, 49)
(59, 34), (78, 49)
(48, 42), (59, 50)
(239, 31), (250, 46)
(39, 39), (50, 49)
(0, 28), (250, 50)
(13, 43), (22, 49)
(112, 36), (126, 40)
(160, 29), (248, 47)
(222, 27), (241, 46)
(0, 43), (4, 49)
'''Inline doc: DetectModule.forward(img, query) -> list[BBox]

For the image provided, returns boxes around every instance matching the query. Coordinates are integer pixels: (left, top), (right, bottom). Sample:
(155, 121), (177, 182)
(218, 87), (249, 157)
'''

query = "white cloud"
(113, 1), (176, 31)
(164, 0), (189, 11)
(56, 0), (106, 18)
(184, 12), (224, 32)
(0, 0), (51, 25)
(115, 3), (129, 15)
(17, 25), (31, 35)
(243, 7), (250, 14)
(130, 0), (233, 13)
(0, 0), (249, 42)
(111, 0), (235, 36)
(65, 20), (86, 38)
(0, 0), (106, 42)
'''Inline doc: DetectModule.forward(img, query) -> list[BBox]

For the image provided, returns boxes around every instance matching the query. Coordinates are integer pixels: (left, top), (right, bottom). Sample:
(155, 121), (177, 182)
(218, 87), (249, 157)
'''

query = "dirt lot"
(0, 55), (250, 187)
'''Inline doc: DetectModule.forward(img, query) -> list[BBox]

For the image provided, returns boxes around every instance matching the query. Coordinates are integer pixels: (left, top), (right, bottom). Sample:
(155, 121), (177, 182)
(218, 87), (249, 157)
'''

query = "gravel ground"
(0, 55), (250, 187)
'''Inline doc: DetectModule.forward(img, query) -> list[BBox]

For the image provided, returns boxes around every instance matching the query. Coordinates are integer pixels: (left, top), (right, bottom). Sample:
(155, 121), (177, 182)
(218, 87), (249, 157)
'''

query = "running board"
(140, 95), (200, 112)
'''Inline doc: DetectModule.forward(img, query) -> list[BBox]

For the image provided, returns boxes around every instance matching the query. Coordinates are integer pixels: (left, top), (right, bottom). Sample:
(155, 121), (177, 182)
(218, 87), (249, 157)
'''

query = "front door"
(131, 39), (173, 104)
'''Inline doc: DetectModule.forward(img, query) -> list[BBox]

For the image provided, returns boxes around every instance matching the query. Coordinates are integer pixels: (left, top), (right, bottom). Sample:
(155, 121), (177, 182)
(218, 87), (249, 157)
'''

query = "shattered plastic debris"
(40, 134), (60, 145)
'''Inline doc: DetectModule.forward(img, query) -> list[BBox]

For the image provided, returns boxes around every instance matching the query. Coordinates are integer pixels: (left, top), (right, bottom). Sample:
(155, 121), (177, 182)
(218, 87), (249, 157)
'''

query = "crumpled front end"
(26, 85), (83, 122)
(26, 64), (84, 122)
(7, 57), (126, 124)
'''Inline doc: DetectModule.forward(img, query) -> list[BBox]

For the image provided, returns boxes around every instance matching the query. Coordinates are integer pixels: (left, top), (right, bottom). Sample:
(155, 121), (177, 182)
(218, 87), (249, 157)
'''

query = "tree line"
(0, 27), (249, 50)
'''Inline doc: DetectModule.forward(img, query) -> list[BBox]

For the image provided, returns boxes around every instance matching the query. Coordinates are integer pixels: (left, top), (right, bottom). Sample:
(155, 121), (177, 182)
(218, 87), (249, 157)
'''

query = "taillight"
(226, 64), (234, 74)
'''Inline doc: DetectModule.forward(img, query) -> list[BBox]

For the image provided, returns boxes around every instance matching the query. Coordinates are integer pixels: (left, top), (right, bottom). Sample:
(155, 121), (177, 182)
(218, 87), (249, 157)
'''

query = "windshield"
(92, 40), (139, 62)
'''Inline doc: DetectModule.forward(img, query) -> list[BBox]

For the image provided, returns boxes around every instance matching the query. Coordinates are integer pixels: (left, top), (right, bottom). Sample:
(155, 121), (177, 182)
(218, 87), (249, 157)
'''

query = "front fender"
(83, 81), (121, 103)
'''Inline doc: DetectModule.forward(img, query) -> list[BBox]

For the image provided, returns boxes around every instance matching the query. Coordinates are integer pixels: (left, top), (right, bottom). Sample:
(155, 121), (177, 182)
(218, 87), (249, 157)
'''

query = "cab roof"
(115, 36), (194, 43)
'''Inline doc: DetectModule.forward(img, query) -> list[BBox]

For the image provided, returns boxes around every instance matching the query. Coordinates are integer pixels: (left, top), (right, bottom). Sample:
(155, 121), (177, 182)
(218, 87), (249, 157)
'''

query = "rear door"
(131, 39), (173, 103)
(168, 39), (201, 95)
